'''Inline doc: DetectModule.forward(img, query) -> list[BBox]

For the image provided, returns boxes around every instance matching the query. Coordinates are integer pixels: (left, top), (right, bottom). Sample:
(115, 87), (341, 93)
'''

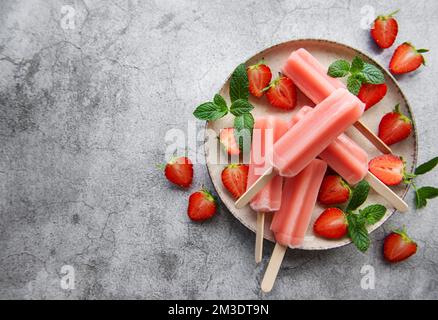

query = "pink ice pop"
(282, 48), (345, 104)
(271, 159), (327, 247)
(247, 116), (288, 212)
(292, 106), (368, 185)
(272, 88), (364, 177)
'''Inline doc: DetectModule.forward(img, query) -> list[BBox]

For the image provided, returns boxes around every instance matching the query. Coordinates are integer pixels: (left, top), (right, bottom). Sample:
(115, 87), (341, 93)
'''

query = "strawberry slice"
(221, 164), (249, 199)
(247, 61), (272, 98)
(318, 175), (351, 205)
(164, 156), (193, 188)
(219, 128), (240, 155)
(383, 228), (417, 263)
(357, 83), (387, 111)
(187, 189), (217, 221)
(368, 154), (405, 186)
(313, 208), (348, 239)
(265, 75), (297, 110)
(378, 104), (412, 145)
(389, 42), (429, 74)
(370, 10), (399, 49)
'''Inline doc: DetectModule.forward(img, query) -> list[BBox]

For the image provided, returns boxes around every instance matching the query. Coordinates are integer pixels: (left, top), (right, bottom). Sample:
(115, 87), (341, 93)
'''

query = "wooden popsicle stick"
(235, 168), (277, 209)
(255, 212), (265, 263)
(354, 120), (392, 154)
(365, 171), (408, 212)
(261, 243), (287, 293)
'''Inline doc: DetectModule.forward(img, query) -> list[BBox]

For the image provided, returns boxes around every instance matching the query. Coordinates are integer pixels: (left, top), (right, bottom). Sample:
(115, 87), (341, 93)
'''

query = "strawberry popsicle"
(261, 159), (327, 292)
(247, 116), (288, 212)
(271, 159), (328, 247)
(247, 116), (288, 263)
(282, 48), (392, 154)
(272, 88), (364, 177)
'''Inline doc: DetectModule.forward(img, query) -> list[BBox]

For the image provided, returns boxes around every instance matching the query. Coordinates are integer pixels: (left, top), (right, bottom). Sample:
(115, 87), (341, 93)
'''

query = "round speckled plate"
(205, 39), (417, 250)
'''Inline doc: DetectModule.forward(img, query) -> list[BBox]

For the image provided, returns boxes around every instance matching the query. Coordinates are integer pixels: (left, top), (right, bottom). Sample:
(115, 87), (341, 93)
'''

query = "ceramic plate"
(205, 39), (417, 250)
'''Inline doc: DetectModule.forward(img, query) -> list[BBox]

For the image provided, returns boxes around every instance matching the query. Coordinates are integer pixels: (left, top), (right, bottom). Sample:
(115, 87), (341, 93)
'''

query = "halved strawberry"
(383, 228), (417, 263)
(247, 61), (272, 98)
(318, 175), (351, 205)
(370, 10), (399, 49)
(221, 164), (249, 199)
(265, 75), (297, 110)
(164, 156), (193, 188)
(357, 83), (387, 111)
(219, 128), (240, 155)
(313, 208), (348, 239)
(187, 189), (217, 221)
(389, 42), (429, 74)
(378, 104), (412, 145)
(368, 154), (405, 186)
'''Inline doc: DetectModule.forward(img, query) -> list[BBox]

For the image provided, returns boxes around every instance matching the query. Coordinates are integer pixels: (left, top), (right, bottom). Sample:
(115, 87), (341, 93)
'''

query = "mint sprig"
(193, 63), (256, 151)
(328, 56), (385, 95)
(344, 180), (387, 252)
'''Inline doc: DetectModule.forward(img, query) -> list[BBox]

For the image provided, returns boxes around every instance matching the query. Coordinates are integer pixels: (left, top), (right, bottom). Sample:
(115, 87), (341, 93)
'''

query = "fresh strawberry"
(383, 228), (417, 263)
(265, 75), (297, 110)
(247, 61), (272, 98)
(357, 83), (387, 111)
(370, 10), (399, 49)
(221, 164), (249, 199)
(378, 104), (412, 145)
(318, 175), (351, 205)
(164, 157), (193, 188)
(368, 154), (405, 186)
(219, 128), (240, 155)
(187, 189), (217, 221)
(389, 42), (429, 74)
(313, 208), (348, 239)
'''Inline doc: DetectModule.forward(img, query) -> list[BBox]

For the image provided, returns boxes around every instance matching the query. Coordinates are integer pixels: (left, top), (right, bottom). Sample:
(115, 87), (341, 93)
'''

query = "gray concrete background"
(0, 0), (437, 299)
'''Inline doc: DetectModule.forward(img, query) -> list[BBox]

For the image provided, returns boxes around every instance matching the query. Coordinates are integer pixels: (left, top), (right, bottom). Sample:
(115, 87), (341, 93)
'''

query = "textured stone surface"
(0, 0), (437, 299)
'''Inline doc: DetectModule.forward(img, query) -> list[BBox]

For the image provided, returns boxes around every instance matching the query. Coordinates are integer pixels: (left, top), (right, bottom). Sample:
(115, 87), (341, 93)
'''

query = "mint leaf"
(347, 214), (370, 252)
(230, 63), (249, 102)
(327, 60), (350, 78)
(234, 127), (252, 152)
(234, 113), (254, 151)
(415, 157), (438, 175)
(234, 112), (254, 131)
(193, 102), (227, 120)
(230, 99), (254, 116)
(362, 63), (385, 84)
(415, 186), (438, 208)
(359, 204), (386, 224)
(350, 56), (364, 74)
(346, 180), (370, 212)
(415, 189), (426, 209)
(213, 94), (227, 110)
(347, 76), (362, 95)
